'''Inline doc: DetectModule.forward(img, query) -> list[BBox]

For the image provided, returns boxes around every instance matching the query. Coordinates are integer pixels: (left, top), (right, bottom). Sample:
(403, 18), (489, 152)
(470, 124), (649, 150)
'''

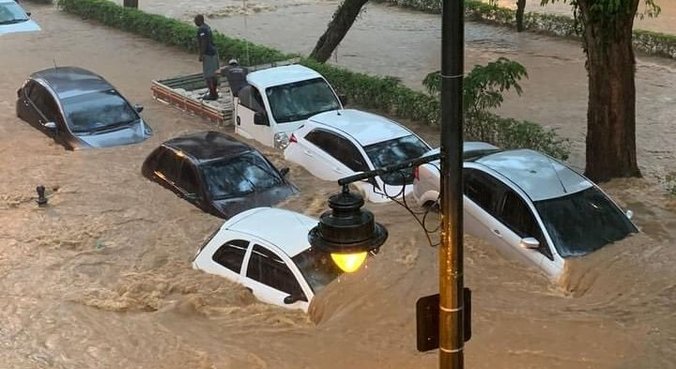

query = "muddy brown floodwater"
(1, 3), (675, 369)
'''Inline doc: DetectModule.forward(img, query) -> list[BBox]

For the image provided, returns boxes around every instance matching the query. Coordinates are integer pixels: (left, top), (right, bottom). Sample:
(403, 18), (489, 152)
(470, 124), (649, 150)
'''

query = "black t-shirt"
(197, 24), (217, 56)
(222, 66), (249, 97)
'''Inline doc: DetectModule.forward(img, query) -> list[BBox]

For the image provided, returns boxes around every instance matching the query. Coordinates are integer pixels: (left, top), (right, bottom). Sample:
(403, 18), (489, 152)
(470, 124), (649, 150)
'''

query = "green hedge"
(57, 0), (569, 159)
(373, 0), (676, 59)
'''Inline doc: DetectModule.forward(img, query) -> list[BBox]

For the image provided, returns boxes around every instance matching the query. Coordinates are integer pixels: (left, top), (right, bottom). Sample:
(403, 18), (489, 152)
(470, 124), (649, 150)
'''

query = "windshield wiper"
(0, 18), (28, 24)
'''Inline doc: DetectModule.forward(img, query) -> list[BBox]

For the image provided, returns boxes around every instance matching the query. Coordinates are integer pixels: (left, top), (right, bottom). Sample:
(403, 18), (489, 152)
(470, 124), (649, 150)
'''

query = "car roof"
(30, 67), (114, 99)
(223, 207), (317, 257)
(474, 149), (592, 201)
(307, 109), (415, 146)
(246, 64), (323, 89)
(162, 131), (253, 163)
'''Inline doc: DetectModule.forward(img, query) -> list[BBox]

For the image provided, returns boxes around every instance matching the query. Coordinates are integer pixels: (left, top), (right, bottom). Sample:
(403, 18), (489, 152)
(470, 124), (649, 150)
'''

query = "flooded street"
(0, 2), (675, 369)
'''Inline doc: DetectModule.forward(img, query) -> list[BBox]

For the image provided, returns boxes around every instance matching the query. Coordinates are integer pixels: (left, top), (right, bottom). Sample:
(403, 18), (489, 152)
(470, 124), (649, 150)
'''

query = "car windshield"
(534, 187), (637, 258)
(265, 78), (340, 124)
(62, 90), (138, 133)
(291, 248), (342, 293)
(364, 134), (431, 186)
(0, 2), (29, 24)
(200, 152), (283, 200)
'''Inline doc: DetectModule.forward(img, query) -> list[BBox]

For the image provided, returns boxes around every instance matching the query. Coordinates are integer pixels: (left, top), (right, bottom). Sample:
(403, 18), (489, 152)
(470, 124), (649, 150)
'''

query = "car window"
(463, 168), (506, 213)
(0, 2), (30, 23)
(247, 244), (306, 299)
(155, 148), (181, 182)
(364, 134), (430, 185)
(176, 160), (200, 195)
(305, 129), (368, 172)
(499, 190), (553, 260)
(200, 152), (283, 200)
(291, 248), (342, 293)
(212, 239), (249, 273)
(238, 85), (265, 113)
(30, 84), (59, 122)
(23, 80), (37, 99)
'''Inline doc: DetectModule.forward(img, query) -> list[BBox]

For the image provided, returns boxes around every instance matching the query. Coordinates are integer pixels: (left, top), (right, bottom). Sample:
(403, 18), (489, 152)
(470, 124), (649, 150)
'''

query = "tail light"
(289, 133), (298, 144)
(413, 166), (420, 180)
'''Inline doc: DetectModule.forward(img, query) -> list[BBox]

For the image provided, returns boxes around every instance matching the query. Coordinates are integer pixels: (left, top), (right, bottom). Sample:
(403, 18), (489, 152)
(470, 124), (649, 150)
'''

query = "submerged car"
(193, 207), (343, 312)
(142, 131), (298, 219)
(413, 145), (638, 280)
(16, 66), (152, 149)
(0, 0), (40, 36)
(284, 109), (433, 203)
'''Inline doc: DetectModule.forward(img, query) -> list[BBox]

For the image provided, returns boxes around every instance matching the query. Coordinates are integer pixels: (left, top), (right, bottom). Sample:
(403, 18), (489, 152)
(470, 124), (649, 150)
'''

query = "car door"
(235, 85), (271, 146)
(25, 83), (59, 134)
(241, 243), (310, 311)
(495, 189), (549, 270)
(462, 168), (526, 262)
(207, 238), (250, 284)
(152, 147), (183, 196)
(302, 129), (365, 180)
(174, 158), (207, 209)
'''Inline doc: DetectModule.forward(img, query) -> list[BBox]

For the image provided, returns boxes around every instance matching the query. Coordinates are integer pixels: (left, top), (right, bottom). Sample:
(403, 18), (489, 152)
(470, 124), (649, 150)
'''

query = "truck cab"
(234, 64), (344, 150)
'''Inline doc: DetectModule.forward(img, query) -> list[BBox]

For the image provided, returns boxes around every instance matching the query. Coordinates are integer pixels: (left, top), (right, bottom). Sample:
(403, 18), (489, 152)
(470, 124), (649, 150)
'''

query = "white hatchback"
(284, 109), (433, 203)
(413, 145), (638, 281)
(193, 207), (343, 312)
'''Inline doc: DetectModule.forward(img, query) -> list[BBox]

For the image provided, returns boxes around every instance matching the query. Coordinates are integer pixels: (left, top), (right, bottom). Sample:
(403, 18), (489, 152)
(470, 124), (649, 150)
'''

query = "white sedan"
(413, 145), (638, 281)
(284, 109), (433, 203)
(193, 207), (342, 312)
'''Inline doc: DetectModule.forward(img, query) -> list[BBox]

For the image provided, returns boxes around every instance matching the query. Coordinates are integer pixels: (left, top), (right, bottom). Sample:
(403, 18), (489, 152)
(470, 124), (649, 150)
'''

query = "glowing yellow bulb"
(330, 252), (368, 273)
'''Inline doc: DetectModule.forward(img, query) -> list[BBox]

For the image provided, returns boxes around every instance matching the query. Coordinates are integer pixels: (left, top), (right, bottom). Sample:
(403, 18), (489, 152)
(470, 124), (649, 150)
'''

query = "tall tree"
(516, 0), (527, 31)
(310, 0), (369, 63)
(544, 0), (659, 181)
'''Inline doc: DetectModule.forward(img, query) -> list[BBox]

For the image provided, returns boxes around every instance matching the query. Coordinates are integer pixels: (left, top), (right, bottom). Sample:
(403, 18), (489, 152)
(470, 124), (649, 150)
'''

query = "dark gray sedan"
(16, 66), (152, 149)
(142, 131), (298, 219)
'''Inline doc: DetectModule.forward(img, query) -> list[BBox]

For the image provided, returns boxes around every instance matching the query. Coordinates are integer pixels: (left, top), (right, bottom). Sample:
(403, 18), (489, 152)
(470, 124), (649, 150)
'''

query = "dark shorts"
(202, 53), (220, 79)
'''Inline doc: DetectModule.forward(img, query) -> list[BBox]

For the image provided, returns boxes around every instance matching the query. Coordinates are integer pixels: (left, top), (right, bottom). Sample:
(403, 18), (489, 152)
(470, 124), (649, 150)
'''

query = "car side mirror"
(134, 104), (144, 113)
(253, 112), (268, 126)
(44, 121), (57, 130)
(338, 94), (348, 106)
(519, 237), (540, 250)
(626, 210), (634, 220)
(26, 11), (31, 17)
(284, 294), (303, 304)
(279, 167), (290, 177)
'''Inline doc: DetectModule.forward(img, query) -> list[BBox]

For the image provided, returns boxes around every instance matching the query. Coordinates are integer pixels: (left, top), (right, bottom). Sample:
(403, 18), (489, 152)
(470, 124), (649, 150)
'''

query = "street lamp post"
(439, 0), (465, 367)
(309, 0), (466, 367)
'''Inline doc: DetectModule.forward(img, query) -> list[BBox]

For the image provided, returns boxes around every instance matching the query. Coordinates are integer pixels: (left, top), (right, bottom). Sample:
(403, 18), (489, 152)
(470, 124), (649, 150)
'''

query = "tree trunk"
(579, 0), (641, 182)
(310, 0), (369, 63)
(515, 0), (526, 32)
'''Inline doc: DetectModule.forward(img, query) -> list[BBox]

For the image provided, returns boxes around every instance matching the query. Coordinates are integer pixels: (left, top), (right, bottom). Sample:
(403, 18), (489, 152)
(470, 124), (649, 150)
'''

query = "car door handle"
(492, 229), (502, 238)
(333, 167), (342, 173)
(303, 150), (313, 157)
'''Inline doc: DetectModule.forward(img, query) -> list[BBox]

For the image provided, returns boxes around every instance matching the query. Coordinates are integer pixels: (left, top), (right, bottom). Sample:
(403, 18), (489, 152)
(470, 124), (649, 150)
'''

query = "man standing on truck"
(194, 14), (219, 101)
(221, 59), (248, 98)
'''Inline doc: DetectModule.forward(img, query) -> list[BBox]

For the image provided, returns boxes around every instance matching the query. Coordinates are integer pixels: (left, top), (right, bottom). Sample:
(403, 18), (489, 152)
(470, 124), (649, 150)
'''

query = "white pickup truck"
(152, 61), (345, 150)
(234, 64), (345, 149)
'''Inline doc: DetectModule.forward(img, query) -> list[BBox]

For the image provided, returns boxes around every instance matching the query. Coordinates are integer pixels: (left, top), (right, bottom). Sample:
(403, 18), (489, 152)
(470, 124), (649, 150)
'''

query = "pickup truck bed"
(150, 58), (301, 127)
(151, 73), (235, 126)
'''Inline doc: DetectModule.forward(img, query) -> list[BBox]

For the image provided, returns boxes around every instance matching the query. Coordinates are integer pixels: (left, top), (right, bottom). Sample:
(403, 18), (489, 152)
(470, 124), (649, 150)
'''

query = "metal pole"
(439, 0), (464, 367)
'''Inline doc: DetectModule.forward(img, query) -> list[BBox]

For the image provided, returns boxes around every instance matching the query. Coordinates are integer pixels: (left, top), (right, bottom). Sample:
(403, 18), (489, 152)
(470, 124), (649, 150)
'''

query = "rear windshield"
(201, 152), (283, 200)
(62, 90), (138, 133)
(364, 134), (431, 186)
(534, 187), (637, 258)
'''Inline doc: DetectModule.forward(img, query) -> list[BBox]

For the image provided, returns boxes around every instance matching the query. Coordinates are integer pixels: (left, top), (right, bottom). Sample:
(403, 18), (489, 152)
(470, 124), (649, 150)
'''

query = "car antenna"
(546, 155), (568, 194)
(53, 58), (58, 70)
